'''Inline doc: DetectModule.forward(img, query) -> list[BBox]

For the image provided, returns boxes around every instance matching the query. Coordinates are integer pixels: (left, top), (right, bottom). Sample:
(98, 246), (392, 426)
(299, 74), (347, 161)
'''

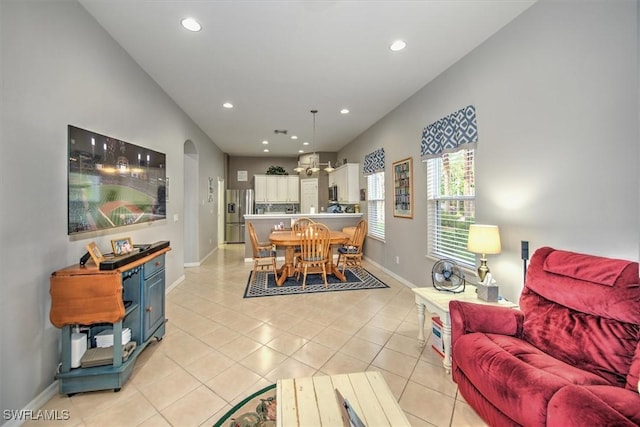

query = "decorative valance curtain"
(363, 148), (385, 175)
(420, 105), (478, 160)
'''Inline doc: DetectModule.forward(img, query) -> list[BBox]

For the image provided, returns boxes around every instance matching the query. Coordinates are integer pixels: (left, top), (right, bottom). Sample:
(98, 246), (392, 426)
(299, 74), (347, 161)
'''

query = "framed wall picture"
(393, 157), (413, 218)
(111, 237), (133, 256)
(85, 241), (104, 266)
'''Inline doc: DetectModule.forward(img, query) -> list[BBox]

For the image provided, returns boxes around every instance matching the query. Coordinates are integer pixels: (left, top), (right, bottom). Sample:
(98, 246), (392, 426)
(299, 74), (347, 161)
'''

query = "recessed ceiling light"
(291, 135), (298, 140)
(298, 149), (304, 153)
(340, 108), (350, 114)
(263, 148), (269, 153)
(181, 17), (201, 32)
(303, 141), (309, 146)
(390, 40), (407, 51)
(262, 140), (269, 145)
(222, 102), (233, 109)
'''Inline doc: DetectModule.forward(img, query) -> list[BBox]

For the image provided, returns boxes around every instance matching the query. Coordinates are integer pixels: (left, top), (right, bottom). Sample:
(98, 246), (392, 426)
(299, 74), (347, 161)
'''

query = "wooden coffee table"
(276, 371), (410, 427)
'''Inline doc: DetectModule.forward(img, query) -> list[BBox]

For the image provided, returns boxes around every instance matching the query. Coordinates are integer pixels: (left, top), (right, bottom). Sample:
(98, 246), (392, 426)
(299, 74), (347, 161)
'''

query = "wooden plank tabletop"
(276, 371), (411, 427)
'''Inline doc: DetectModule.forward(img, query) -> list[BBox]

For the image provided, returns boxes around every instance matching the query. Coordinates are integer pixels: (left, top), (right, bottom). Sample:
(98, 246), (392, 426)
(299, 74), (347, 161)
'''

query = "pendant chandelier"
(294, 110), (335, 174)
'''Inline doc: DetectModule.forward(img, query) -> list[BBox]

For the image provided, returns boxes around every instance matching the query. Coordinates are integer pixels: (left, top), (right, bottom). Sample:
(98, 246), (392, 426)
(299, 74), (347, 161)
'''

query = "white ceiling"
(79, 0), (536, 158)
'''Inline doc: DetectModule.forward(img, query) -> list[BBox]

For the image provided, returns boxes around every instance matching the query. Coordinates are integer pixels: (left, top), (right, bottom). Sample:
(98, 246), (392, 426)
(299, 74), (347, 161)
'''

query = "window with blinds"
(427, 149), (475, 266)
(367, 171), (385, 241)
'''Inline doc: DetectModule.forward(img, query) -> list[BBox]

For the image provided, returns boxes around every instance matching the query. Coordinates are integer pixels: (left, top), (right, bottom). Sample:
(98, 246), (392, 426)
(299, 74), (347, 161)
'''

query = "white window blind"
(427, 149), (475, 267)
(367, 171), (385, 241)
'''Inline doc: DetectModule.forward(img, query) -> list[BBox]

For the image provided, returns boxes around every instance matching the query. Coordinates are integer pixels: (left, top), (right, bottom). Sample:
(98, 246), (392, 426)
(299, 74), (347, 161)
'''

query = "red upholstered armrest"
(450, 301), (524, 347)
(547, 385), (640, 427)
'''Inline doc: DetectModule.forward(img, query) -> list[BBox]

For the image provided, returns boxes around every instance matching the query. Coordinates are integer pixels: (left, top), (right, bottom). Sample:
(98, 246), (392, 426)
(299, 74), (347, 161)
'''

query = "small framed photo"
(111, 237), (133, 256)
(86, 241), (104, 266)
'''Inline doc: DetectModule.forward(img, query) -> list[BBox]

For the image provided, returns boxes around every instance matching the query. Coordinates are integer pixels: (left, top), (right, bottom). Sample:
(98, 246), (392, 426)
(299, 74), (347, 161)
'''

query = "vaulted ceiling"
(80, 0), (536, 157)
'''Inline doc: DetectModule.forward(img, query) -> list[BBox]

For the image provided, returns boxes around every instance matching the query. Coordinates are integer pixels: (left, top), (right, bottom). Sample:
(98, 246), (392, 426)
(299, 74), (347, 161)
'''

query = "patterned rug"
(213, 384), (276, 427)
(243, 266), (389, 298)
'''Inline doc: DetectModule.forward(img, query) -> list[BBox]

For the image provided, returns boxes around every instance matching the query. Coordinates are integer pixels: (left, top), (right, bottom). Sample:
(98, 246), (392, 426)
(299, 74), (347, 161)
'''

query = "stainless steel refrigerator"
(225, 189), (254, 243)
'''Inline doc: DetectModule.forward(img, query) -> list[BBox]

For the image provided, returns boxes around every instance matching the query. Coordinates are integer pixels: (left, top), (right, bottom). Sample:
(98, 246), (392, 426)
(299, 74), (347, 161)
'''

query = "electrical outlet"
(396, 256), (400, 264)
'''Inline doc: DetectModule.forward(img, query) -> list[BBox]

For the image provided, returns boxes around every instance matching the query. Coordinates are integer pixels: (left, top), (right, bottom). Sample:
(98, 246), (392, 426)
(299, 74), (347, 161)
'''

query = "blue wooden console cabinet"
(50, 246), (170, 395)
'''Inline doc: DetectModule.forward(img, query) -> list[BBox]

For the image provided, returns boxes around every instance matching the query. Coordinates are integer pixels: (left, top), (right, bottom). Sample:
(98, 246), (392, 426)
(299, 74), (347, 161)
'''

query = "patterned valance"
(363, 148), (385, 175)
(420, 105), (478, 160)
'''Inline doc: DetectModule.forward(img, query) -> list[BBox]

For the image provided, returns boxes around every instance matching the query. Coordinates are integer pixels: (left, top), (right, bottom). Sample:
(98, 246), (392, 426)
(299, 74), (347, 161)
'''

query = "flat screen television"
(68, 125), (166, 236)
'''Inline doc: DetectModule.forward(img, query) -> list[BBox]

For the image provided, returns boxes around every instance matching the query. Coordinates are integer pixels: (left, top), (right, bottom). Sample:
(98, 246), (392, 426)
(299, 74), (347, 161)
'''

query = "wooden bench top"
(276, 371), (411, 427)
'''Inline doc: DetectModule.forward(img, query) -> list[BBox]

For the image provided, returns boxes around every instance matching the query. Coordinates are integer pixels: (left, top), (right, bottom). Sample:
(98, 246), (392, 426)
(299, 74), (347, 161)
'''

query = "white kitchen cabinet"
(254, 175), (299, 203)
(287, 176), (300, 202)
(328, 163), (360, 204)
(266, 177), (279, 201)
(254, 175), (268, 202)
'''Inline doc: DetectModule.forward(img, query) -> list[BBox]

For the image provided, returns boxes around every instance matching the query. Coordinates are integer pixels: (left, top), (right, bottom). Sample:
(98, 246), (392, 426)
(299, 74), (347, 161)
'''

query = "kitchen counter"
(243, 213), (363, 260)
(245, 213), (362, 220)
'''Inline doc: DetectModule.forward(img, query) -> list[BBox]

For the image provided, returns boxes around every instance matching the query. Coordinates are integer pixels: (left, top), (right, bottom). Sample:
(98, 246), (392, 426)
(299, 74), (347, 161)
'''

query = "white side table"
(413, 285), (518, 373)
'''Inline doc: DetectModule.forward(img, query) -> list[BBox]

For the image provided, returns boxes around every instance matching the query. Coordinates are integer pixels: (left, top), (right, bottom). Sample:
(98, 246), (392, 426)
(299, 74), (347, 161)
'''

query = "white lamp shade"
(467, 224), (501, 254)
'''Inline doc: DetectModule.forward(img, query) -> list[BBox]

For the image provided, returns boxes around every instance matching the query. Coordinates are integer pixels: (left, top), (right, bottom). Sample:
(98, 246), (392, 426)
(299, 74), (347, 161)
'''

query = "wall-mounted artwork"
(393, 157), (413, 218)
(208, 177), (214, 202)
(68, 125), (166, 235)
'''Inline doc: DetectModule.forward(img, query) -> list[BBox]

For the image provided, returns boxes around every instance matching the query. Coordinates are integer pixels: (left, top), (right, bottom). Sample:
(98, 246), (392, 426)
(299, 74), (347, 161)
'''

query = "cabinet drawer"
(144, 255), (165, 279)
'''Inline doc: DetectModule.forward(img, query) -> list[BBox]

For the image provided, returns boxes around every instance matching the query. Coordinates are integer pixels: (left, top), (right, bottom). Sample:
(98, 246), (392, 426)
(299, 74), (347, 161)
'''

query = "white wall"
(340, 0), (639, 302)
(0, 0), (224, 416)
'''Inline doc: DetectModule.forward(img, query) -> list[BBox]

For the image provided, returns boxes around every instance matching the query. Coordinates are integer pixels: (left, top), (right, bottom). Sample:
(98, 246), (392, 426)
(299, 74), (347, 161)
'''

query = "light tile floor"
(31, 244), (488, 427)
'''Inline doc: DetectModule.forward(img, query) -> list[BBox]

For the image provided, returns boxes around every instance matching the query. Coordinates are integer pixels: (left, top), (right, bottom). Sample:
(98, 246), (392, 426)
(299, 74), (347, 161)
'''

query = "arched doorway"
(183, 140), (198, 265)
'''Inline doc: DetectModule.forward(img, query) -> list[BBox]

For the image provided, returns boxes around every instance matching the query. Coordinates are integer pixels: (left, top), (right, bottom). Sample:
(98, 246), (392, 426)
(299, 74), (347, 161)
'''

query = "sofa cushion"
(521, 289), (637, 388)
(547, 385), (640, 426)
(543, 249), (637, 287)
(525, 247), (640, 325)
(454, 332), (609, 427)
(522, 247), (640, 390)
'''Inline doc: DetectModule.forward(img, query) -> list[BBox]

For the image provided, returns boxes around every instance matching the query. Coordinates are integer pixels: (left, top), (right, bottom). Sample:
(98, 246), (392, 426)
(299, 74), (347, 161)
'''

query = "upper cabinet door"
(330, 163), (360, 204)
(254, 175), (268, 202)
(287, 176), (300, 202)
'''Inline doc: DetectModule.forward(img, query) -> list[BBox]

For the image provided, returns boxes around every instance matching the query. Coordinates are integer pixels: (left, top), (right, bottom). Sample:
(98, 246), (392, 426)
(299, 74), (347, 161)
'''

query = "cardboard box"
(431, 316), (444, 358)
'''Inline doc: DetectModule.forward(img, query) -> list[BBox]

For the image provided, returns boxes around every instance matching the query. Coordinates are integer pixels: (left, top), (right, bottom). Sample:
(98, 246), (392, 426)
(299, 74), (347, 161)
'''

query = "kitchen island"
(243, 213), (363, 261)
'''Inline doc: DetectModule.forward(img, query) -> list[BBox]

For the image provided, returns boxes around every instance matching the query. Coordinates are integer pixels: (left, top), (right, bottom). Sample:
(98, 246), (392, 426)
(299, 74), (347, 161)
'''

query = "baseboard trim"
(184, 246), (219, 268)
(166, 274), (185, 294)
(3, 381), (59, 427)
(363, 256), (417, 289)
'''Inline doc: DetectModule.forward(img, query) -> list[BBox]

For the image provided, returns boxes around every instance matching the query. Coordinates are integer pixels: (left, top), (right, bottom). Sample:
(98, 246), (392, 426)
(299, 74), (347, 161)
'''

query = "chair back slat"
(292, 217), (314, 233)
(350, 219), (368, 252)
(247, 221), (260, 256)
(299, 223), (331, 263)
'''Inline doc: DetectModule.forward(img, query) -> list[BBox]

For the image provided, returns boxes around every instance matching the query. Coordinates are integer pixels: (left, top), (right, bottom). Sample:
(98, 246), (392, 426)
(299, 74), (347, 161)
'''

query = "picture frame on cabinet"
(85, 241), (104, 266)
(392, 157), (413, 218)
(111, 237), (133, 256)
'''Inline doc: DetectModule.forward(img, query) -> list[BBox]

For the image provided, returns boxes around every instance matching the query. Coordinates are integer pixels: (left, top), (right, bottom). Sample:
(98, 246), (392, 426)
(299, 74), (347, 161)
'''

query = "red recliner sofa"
(450, 247), (640, 426)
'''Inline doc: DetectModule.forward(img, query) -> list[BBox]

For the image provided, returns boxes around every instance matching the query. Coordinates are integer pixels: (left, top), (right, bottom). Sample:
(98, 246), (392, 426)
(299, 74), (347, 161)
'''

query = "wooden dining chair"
(247, 221), (278, 284)
(292, 217), (314, 269)
(336, 219), (368, 274)
(295, 222), (331, 289)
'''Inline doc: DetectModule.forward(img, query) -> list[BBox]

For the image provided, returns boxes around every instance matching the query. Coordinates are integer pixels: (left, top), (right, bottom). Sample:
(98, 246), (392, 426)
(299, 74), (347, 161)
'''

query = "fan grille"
(432, 259), (465, 293)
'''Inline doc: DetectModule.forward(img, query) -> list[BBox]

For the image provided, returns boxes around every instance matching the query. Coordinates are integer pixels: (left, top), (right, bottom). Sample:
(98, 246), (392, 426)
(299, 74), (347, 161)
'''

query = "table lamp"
(467, 224), (501, 282)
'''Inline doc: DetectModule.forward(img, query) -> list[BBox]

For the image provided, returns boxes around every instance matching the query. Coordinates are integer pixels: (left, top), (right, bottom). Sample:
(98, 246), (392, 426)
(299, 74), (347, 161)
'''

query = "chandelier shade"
(295, 110), (334, 174)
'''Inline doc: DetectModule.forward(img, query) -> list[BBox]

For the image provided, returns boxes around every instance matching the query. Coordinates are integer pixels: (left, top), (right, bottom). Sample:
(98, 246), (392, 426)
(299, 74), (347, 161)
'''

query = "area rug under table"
(244, 267), (389, 298)
(213, 384), (276, 427)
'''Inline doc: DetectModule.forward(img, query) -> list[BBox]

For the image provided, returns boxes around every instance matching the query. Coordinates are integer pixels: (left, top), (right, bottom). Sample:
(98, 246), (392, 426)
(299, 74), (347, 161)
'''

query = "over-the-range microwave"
(328, 185), (338, 202)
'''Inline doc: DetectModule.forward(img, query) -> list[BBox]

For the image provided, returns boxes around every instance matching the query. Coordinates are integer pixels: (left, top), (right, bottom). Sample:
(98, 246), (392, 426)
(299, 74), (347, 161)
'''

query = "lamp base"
(477, 257), (489, 282)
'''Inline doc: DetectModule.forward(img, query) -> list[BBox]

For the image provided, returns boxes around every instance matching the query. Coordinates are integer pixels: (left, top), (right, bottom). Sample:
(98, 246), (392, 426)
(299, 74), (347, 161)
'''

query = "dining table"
(268, 229), (350, 286)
